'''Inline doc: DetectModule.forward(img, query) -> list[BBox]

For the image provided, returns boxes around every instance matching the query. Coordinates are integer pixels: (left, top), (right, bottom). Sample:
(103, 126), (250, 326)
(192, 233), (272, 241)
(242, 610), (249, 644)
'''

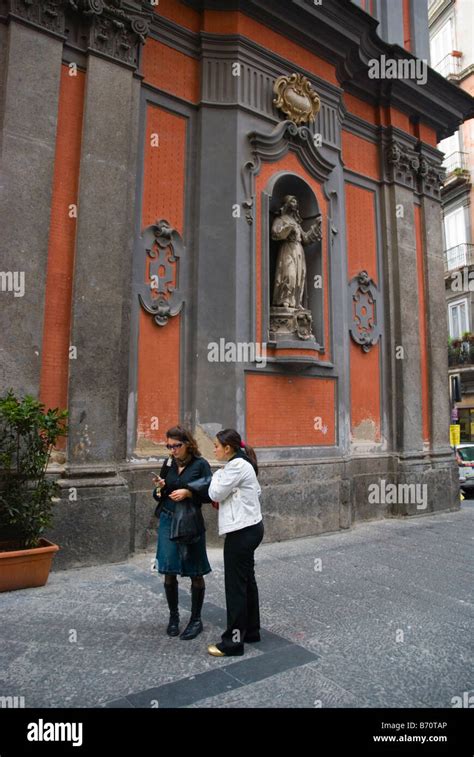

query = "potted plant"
(453, 167), (469, 177)
(0, 390), (68, 592)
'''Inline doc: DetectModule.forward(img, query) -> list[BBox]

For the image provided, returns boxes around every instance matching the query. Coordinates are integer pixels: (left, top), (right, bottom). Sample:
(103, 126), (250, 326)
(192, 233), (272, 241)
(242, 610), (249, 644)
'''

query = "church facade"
(1, 0), (473, 567)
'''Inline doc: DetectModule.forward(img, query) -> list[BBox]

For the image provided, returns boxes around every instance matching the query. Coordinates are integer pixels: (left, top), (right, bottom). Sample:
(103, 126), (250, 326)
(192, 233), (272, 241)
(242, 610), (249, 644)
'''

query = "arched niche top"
(242, 120), (335, 224)
(265, 172), (321, 223)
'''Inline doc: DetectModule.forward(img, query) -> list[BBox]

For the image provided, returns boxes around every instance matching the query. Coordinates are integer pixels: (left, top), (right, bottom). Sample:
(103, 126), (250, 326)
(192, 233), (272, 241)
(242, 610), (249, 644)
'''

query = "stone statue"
(270, 195), (321, 341)
(272, 196), (321, 310)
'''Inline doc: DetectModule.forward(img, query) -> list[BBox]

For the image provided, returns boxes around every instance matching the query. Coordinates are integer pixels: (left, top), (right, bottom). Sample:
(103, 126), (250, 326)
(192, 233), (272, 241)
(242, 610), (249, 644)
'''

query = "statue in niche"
(270, 195), (321, 341)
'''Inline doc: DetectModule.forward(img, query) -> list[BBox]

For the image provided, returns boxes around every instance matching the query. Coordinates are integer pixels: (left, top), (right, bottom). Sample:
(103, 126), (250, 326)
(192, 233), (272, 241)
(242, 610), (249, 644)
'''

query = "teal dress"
(153, 455), (212, 577)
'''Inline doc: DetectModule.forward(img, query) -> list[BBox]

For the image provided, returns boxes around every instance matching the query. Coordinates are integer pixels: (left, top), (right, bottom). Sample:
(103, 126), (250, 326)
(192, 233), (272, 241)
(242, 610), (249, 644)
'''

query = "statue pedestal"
(269, 306), (314, 341)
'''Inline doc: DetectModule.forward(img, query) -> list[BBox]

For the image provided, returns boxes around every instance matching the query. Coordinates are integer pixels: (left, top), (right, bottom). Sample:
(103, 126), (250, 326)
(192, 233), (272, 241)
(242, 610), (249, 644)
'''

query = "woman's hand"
(169, 488), (192, 501)
(153, 476), (166, 489)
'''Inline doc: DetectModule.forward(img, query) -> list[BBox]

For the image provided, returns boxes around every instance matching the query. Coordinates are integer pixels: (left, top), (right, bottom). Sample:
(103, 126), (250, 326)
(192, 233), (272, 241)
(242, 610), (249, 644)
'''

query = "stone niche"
(264, 172), (324, 352)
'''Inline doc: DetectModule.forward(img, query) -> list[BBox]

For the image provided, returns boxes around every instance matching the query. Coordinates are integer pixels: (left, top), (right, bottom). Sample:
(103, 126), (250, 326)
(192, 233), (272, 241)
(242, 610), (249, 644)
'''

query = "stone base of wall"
(47, 468), (132, 571)
(47, 453), (460, 569)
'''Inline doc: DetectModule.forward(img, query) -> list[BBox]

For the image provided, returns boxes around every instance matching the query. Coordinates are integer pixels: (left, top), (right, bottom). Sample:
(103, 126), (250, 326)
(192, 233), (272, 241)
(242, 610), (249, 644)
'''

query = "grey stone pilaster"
(383, 182), (424, 455)
(0, 23), (8, 132)
(194, 106), (241, 435)
(56, 53), (142, 565)
(421, 196), (452, 454)
(0, 21), (63, 395)
(67, 55), (140, 467)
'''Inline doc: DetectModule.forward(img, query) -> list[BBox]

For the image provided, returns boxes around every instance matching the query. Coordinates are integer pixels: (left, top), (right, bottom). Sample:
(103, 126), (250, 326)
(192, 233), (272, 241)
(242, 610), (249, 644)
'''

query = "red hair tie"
(240, 440), (246, 448)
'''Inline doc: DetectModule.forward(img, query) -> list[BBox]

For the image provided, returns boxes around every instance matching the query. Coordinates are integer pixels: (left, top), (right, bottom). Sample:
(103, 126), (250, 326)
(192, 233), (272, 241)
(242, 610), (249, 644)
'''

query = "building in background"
(1, 0), (473, 567)
(429, 0), (474, 440)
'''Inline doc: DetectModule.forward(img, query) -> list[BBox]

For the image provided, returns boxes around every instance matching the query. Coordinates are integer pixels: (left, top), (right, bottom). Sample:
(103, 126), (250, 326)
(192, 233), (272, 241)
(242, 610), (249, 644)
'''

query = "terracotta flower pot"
(0, 538), (59, 592)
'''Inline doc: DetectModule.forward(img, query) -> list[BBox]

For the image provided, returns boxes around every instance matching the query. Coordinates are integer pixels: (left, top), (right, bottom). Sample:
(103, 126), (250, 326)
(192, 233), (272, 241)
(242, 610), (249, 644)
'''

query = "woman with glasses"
(152, 426), (212, 640)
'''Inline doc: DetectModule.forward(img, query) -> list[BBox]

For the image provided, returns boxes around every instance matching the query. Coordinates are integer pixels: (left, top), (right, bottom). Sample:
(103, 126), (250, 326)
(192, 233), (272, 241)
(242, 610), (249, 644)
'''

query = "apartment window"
(431, 18), (455, 74)
(444, 207), (468, 268)
(449, 298), (469, 339)
(439, 130), (460, 166)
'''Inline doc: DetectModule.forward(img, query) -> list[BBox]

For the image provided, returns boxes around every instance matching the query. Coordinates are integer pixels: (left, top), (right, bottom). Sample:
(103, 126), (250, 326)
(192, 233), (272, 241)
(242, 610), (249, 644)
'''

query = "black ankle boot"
(164, 583), (180, 637)
(180, 586), (205, 640)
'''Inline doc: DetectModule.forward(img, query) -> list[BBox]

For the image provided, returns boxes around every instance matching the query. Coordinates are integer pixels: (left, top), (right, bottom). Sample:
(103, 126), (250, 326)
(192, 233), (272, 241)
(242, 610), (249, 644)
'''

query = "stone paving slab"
(0, 504), (472, 708)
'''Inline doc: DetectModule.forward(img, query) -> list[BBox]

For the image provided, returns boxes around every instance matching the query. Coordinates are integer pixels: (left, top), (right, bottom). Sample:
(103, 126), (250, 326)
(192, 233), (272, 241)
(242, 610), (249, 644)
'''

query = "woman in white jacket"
(207, 429), (264, 657)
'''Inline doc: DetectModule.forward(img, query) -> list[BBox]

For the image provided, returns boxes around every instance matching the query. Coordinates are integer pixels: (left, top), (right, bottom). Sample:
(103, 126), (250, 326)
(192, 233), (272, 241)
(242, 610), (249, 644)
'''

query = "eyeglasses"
(166, 443), (184, 450)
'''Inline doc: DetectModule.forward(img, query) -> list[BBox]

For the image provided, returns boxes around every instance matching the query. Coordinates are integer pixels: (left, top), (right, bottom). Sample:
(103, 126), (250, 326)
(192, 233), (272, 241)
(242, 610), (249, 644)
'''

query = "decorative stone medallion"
(349, 270), (381, 352)
(138, 220), (185, 327)
(273, 73), (321, 125)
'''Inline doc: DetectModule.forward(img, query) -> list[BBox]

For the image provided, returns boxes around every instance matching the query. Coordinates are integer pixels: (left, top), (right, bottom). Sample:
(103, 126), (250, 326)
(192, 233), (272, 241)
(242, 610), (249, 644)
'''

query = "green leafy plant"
(452, 167), (469, 177)
(0, 391), (68, 549)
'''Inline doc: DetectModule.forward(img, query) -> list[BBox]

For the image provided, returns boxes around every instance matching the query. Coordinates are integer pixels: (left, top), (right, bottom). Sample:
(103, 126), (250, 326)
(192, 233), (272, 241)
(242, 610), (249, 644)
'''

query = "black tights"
(164, 575), (204, 589)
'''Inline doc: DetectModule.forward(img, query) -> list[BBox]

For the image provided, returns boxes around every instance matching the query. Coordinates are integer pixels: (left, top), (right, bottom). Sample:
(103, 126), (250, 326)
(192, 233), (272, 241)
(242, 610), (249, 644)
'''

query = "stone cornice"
(198, 32), (342, 101)
(199, 33), (341, 148)
(441, 175), (472, 207)
(180, 0), (474, 141)
(341, 109), (380, 143)
(148, 11), (200, 58)
(454, 64), (474, 85)
(427, 0), (454, 28)
(0, 0), (153, 68)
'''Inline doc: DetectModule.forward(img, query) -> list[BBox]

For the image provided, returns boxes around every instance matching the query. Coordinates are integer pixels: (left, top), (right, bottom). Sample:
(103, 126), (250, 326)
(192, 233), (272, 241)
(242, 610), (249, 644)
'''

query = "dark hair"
(166, 425), (201, 457)
(216, 428), (258, 475)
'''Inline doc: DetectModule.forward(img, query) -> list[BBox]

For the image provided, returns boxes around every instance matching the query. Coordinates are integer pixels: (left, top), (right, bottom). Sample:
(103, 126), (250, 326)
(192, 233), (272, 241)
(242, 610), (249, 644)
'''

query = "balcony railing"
(434, 52), (462, 78)
(444, 243), (474, 273)
(448, 339), (474, 367)
(443, 151), (470, 176)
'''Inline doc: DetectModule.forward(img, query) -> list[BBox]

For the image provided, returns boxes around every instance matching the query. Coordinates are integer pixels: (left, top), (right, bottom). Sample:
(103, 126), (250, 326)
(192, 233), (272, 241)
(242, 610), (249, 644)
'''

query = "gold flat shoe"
(207, 644), (226, 657)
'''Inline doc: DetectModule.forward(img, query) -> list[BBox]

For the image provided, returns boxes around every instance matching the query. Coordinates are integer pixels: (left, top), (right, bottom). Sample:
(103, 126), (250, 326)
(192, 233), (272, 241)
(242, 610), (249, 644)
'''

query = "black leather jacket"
(153, 455), (212, 514)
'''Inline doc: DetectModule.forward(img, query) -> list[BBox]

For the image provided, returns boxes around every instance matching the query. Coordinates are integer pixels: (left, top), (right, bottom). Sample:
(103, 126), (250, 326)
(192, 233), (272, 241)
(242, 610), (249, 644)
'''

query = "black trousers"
(220, 520), (264, 654)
